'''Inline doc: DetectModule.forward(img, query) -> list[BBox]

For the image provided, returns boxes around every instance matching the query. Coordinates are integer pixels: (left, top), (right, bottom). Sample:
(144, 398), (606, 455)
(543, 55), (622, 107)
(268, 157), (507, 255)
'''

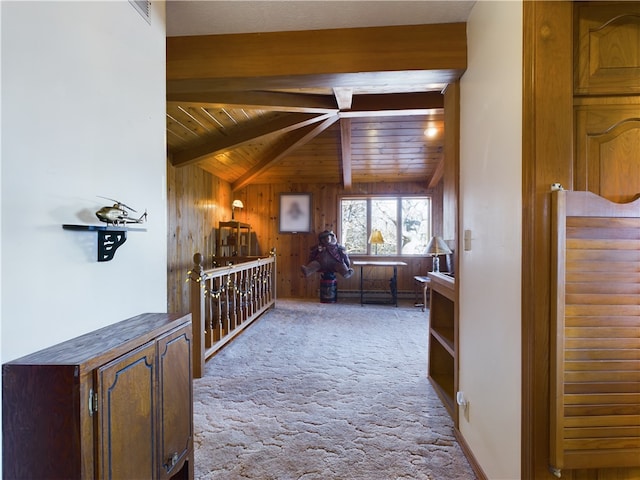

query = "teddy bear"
(301, 230), (354, 279)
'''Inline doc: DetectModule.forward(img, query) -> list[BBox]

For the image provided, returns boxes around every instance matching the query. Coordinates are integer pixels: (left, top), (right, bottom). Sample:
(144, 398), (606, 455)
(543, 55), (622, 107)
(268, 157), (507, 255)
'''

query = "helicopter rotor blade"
(97, 196), (137, 213)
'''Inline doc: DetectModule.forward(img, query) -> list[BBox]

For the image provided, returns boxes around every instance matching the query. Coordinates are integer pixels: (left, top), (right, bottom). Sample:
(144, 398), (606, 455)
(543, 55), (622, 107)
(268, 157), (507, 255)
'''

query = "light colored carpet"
(193, 298), (477, 480)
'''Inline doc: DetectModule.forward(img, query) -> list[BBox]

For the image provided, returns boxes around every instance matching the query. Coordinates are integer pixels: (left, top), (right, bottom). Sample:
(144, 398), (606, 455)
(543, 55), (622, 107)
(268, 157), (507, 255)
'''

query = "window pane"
(401, 198), (432, 254)
(341, 199), (367, 254)
(340, 195), (432, 256)
(371, 199), (398, 254)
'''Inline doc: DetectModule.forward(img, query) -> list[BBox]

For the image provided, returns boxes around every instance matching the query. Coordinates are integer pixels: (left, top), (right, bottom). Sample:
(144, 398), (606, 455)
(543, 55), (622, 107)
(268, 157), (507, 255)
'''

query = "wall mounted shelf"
(62, 224), (146, 262)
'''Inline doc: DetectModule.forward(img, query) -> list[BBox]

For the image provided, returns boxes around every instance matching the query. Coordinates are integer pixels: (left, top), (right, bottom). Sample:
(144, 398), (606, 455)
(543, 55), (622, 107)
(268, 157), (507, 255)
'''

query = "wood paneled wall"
(167, 161), (443, 312)
(167, 160), (232, 315)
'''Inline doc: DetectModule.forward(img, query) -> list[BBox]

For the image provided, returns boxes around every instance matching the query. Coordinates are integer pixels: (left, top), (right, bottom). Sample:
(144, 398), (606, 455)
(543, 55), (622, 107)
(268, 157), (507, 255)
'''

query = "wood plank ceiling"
(166, 23), (467, 190)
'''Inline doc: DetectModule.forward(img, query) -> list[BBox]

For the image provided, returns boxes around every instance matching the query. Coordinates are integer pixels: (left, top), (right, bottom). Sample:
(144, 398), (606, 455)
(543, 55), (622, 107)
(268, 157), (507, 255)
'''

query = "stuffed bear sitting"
(301, 230), (354, 279)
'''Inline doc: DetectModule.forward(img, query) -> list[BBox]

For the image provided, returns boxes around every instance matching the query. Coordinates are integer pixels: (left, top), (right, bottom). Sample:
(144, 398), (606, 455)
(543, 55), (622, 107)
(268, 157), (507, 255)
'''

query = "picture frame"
(279, 193), (312, 233)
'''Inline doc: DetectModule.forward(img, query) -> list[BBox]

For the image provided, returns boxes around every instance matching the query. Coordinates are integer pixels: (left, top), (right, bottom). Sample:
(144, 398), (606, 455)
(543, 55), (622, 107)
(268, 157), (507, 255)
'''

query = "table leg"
(359, 265), (364, 305)
(393, 266), (398, 306)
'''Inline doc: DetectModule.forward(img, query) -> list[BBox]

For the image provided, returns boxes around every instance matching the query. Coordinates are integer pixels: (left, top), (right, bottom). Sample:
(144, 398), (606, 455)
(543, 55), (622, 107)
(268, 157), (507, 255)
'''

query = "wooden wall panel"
(167, 160), (231, 315)
(523, 2), (575, 479)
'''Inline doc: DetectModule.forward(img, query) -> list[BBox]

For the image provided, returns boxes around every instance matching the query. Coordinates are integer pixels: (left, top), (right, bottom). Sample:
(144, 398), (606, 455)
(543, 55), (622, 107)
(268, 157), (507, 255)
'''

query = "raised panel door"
(96, 341), (157, 480)
(157, 325), (194, 479)
(575, 2), (640, 95)
(575, 104), (640, 203)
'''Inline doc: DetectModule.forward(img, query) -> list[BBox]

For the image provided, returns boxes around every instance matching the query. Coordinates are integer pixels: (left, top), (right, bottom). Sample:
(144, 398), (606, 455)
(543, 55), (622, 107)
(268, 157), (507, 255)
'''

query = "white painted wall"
(1, 0), (166, 463)
(459, 2), (522, 478)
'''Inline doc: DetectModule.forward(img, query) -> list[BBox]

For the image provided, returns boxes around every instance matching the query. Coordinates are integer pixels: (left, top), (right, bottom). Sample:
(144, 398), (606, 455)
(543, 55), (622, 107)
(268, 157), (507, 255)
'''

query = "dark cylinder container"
(320, 272), (337, 303)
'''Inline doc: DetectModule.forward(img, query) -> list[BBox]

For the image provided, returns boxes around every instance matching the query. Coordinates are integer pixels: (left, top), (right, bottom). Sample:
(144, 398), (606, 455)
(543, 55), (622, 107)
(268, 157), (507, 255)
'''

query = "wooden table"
(353, 260), (407, 307)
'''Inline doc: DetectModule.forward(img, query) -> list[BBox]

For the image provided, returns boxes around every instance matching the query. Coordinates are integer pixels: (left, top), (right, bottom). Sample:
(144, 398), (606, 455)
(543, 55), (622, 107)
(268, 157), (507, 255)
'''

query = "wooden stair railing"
(188, 252), (276, 378)
(550, 190), (640, 476)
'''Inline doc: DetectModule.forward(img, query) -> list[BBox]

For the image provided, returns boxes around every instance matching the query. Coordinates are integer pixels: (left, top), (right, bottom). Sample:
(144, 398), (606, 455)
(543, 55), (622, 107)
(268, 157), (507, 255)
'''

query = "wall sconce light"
(424, 236), (452, 272)
(231, 199), (244, 220)
(368, 229), (385, 255)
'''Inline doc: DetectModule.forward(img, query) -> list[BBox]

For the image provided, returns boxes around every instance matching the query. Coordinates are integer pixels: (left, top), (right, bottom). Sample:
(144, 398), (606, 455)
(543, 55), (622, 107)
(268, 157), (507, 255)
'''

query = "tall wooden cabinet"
(573, 2), (640, 205)
(2, 313), (194, 480)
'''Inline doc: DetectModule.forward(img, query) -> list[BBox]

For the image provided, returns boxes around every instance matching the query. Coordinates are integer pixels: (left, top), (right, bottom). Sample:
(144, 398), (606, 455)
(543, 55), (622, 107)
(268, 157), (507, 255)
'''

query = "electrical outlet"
(457, 391), (470, 422)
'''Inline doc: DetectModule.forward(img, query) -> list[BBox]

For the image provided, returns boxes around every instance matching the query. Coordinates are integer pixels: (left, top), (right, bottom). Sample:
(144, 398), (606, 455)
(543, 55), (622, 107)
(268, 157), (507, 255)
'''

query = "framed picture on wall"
(279, 193), (312, 233)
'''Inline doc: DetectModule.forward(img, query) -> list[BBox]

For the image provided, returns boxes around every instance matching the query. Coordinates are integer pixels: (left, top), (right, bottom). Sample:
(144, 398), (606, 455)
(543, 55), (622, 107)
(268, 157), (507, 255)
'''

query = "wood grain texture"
(167, 24), (466, 82)
(550, 191), (640, 473)
(574, 2), (640, 95)
(522, 2), (575, 478)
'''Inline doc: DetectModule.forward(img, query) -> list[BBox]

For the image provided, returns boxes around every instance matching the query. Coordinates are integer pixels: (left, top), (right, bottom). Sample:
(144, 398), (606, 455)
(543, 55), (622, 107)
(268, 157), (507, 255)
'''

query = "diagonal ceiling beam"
(167, 91), (339, 114)
(170, 112), (334, 168)
(428, 157), (445, 189)
(232, 115), (340, 191)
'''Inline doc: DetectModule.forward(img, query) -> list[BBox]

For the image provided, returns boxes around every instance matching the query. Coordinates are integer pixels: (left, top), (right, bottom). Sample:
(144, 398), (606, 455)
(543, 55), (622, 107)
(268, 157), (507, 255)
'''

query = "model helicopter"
(95, 197), (147, 226)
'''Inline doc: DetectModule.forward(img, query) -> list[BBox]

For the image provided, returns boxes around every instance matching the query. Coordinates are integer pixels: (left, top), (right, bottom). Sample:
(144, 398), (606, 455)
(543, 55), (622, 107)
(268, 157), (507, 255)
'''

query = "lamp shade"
(368, 230), (385, 245)
(231, 199), (244, 220)
(424, 236), (452, 256)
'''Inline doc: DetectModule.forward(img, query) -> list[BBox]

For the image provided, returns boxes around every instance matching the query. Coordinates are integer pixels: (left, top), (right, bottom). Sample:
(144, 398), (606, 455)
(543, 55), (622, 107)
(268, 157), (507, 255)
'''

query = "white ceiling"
(166, 0), (475, 36)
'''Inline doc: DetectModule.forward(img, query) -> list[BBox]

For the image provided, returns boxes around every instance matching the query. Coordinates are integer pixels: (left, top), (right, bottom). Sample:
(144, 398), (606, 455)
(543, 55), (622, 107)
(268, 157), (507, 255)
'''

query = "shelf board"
(430, 327), (454, 355)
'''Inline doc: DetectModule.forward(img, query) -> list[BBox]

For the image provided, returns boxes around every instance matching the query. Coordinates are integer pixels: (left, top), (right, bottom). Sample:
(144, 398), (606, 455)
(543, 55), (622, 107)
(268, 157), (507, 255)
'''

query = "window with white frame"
(340, 196), (432, 255)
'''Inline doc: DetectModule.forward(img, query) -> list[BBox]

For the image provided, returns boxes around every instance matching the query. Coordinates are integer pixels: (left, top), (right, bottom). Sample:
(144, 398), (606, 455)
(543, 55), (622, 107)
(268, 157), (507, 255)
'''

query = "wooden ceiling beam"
(428, 157), (445, 188)
(168, 71), (457, 95)
(333, 88), (353, 110)
(352, 92), (443, 110)
(167, 23), (467, 81)
(340, 119), (353, 190)
(167, 91), (338, 114)
(232, 116), (340, 191)
(170, 112), (333, 168)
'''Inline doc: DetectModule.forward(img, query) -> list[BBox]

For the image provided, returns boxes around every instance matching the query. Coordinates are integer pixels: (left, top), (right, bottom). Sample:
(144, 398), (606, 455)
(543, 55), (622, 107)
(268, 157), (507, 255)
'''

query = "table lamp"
(368, 229), (385, 255)
(424, 236), (452, 272)
(231, 199), (244, 220)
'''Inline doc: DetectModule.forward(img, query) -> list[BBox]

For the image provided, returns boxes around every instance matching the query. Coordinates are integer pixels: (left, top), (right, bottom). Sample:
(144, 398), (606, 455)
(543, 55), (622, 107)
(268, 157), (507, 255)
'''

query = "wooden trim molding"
(522, 1), (574, 479)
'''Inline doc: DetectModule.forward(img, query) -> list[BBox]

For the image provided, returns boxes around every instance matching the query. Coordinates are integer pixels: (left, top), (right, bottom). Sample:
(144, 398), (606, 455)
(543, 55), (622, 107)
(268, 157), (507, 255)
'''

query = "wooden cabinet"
(573, 2), (640, 204)
(427, 272), (457, 422)
(2, 313), (194, 480)
(218, 221), (252, 256)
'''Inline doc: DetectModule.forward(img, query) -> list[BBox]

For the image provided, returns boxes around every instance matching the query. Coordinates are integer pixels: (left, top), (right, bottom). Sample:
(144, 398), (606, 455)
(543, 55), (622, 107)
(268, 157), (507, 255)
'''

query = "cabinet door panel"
(575, 3), (640, 95)
(96, 341), (157, 480)
(157, 326), (193, 479)
(575, 105), (640, 203)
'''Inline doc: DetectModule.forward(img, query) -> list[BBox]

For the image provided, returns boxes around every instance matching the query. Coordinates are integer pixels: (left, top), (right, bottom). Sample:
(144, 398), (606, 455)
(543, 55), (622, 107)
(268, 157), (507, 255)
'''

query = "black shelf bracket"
(62, 224), (142, 262)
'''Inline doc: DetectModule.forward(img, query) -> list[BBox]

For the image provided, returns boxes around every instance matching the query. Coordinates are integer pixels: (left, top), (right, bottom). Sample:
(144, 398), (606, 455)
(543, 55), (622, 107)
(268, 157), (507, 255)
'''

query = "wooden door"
(550, 190), (640, 474)
(96, 341), (157, 480)
(157, 325), (194, 479)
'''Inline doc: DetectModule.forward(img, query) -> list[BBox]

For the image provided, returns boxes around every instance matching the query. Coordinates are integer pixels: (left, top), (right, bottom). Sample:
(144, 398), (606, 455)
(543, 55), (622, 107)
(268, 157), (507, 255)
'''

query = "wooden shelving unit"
(217, 221), (252, 257)
(427, 272), (457, 422)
